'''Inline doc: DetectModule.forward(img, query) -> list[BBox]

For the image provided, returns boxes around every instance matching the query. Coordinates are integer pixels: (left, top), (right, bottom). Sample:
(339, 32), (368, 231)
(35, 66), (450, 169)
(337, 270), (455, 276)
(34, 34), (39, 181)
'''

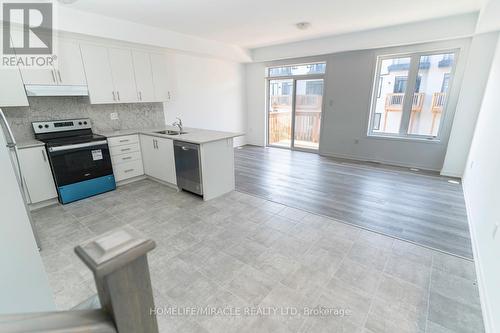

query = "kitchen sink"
(155, 130), (188, 135)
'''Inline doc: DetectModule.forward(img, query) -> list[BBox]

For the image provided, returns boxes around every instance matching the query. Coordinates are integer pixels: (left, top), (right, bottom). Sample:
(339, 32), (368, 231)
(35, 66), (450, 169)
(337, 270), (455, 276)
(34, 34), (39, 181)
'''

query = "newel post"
(75, 227), (159, 333)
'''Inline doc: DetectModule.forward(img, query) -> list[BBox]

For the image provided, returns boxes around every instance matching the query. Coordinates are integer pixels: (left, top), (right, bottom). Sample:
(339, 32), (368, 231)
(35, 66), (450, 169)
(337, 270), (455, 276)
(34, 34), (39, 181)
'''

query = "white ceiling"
(64, 0), (483, 48)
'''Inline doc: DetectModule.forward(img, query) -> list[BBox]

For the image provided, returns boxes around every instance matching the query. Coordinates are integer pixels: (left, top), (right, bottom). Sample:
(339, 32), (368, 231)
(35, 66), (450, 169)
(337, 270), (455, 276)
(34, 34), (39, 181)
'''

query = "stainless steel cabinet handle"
(119, 139), (129, 143)
(139, 91), (142, 101)
(124, 169), (134, 173)
(41, 149), (47, 162)
(182, 146), (189, 151)
(57, 70), (62, 83)
(51, 70), (56, 83)
(112, 91), (116, 101)
(117, 91), (120, 101)
(122, 156), (132, 160)
(121, 148), (131, 152)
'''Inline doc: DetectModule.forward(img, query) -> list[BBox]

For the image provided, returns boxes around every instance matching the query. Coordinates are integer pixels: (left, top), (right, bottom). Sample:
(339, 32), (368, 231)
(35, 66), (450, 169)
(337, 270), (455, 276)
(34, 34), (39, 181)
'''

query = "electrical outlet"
(110, 112), (119, 120)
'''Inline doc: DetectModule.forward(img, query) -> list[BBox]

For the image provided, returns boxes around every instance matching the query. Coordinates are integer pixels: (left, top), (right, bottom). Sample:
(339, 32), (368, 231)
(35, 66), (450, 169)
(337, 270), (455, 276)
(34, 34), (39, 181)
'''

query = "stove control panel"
(32, 119), (92, 134)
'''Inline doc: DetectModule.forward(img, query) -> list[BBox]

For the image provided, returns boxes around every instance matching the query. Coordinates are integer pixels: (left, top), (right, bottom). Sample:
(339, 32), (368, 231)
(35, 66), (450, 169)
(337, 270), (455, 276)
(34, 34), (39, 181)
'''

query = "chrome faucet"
(172, 117), (183, 133)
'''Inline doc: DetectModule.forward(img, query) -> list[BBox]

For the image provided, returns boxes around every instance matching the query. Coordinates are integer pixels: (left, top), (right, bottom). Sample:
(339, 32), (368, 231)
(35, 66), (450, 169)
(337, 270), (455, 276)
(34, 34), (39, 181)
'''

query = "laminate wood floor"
(235, 146), (473, 259)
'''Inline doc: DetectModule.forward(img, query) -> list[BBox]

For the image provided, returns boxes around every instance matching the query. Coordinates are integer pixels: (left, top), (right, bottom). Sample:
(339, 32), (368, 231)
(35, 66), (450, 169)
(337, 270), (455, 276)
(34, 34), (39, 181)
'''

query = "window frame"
(367, 49), (459, 142)
(267, 62), (327, 78)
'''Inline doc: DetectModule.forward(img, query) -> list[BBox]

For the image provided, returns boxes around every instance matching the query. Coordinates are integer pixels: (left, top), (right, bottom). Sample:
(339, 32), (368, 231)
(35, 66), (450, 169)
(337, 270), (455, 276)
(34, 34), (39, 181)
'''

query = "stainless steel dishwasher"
(173, 141), (203, 196)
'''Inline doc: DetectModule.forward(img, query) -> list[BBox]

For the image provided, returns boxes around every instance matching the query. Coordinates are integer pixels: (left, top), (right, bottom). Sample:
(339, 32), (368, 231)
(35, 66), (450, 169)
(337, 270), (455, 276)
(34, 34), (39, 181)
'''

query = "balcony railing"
(269, 94), (322, 147)
(385, 92), (425, 112)
(270, 94), (322, 110)
(431, 92), (446, 113)
(430, 92), (446, 134)
(383, 93), (425, 132)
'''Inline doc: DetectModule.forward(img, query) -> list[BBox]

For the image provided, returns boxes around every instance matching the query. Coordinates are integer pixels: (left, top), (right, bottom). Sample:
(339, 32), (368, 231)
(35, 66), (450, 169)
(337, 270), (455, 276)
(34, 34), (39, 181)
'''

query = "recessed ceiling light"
(58, 0), (79, 4)
(296, 22), (311, 30)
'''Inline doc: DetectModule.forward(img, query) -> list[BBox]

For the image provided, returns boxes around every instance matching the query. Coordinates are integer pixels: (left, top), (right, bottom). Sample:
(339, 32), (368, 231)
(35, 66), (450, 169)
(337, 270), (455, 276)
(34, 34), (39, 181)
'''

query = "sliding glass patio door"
(268, 79), (293, 148)
(267, 77), (324, 151)
(293, 79), (324, 150)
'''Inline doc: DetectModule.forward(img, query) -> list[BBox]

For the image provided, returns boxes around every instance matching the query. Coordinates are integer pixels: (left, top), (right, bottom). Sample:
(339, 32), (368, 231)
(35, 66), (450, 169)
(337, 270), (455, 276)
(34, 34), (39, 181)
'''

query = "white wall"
(163, 52), (247, 146)
(251, 13), (478, 62)
(462, 34), (500, 333)
(476, 0), (500, 34)
(0, 128), (54, 314)
(441, 32), (499, 177)
(246, 39), (470, 171)
(245, 62), (266, 145)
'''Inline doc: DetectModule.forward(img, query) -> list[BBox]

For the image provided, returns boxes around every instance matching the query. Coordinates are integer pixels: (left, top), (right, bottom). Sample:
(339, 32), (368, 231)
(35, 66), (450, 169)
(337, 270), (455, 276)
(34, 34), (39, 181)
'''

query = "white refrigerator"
(0, 108), (54, 314)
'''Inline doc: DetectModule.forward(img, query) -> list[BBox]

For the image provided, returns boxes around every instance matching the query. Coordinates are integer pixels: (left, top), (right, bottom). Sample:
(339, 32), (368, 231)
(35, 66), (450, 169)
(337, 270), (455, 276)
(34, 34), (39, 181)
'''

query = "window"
(306, 80), (323, 95)
(268, 62), (326, 77)
(441, 73), (450, 93)
(369, 50), (458, 139)
(394, 76), (422, 93)
(394, 77), (407, 93)
(370, 56), (411, 134)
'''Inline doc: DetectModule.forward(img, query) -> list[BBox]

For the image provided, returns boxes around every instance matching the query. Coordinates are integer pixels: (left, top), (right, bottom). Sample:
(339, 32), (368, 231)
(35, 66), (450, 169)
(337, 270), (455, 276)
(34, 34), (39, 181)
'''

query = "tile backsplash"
(2, 97), (166, 141)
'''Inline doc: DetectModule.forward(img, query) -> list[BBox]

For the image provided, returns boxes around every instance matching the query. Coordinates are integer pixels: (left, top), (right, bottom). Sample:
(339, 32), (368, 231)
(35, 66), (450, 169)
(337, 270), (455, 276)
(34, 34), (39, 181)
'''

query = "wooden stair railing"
(0, 227), (158, 333)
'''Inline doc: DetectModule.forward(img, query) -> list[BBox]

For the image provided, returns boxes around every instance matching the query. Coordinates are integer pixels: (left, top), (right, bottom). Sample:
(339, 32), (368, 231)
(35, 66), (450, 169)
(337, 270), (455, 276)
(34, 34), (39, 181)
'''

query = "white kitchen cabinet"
(150, 53), (171, 102)
(80, 44), (116, 104)
(19, 67), (56, 86)
(8, 27), (54, 86)
(17, 36), (86, 87)
(53, 39), (87, 86)
(140, 135), (176, 185)
(81, 44), (139, 104)
(108, 48), (138, 103)
(132, 51), (155, 102)
(0, 68), (29, 107)
(108, 134), (144, 183)
(18, 146), (57, 204)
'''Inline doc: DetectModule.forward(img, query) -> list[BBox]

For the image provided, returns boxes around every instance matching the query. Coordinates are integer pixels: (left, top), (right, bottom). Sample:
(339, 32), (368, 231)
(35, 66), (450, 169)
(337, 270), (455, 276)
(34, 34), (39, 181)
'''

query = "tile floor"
(33, 179), (484, 333)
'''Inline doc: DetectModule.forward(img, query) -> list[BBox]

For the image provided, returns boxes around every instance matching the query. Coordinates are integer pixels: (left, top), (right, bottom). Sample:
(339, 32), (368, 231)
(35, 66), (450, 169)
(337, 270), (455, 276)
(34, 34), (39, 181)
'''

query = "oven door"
(48, 140), (113, 187)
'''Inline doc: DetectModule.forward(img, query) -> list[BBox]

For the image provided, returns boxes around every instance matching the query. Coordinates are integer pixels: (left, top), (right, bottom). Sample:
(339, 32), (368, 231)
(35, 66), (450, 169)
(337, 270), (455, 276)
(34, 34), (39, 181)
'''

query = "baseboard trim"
(440, 169), (463, 178)
(319, 151), (443, 173)
(29, 198), (59, 211)
(116, 175), (147, 186)
(462, 179), (494, 333)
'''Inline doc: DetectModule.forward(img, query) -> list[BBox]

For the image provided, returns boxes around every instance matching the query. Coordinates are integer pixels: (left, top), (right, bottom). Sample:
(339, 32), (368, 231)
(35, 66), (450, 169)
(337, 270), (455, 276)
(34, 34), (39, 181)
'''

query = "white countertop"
(97, 126), (244, 145)
(17, 139), (45, 149)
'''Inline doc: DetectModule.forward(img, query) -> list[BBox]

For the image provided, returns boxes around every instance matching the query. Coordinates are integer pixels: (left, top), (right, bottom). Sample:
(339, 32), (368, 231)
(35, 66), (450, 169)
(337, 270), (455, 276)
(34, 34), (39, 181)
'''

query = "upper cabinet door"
(0, 68), (29, 107)
(80, 44), (116, 104)
(108, 48), (138, 103)
(19, 67), (57, 86)
(132, 51), (155, 103)
(150, 53), (171, 102)
(54, 39), (87, 86)
(9, 27), (56, 85)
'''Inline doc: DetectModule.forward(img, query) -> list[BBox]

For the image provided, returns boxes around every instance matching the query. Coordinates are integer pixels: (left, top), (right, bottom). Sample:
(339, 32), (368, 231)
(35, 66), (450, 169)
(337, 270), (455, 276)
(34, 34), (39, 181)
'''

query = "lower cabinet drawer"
(110, 142), (141, 156)
(108, 134), (139, 147)
(112, 151), (142, 165)
(114, 160), (144, 182)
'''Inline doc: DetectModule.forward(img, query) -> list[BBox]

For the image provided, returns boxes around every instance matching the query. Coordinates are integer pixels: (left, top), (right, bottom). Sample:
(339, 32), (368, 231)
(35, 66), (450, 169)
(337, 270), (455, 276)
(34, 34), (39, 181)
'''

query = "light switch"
(110, 112), (119, 120)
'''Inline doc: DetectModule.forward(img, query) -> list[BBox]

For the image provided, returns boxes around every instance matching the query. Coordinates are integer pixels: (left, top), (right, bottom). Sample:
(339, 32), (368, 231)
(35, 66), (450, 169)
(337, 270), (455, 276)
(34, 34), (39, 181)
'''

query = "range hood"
(25, 85), (89, 97)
